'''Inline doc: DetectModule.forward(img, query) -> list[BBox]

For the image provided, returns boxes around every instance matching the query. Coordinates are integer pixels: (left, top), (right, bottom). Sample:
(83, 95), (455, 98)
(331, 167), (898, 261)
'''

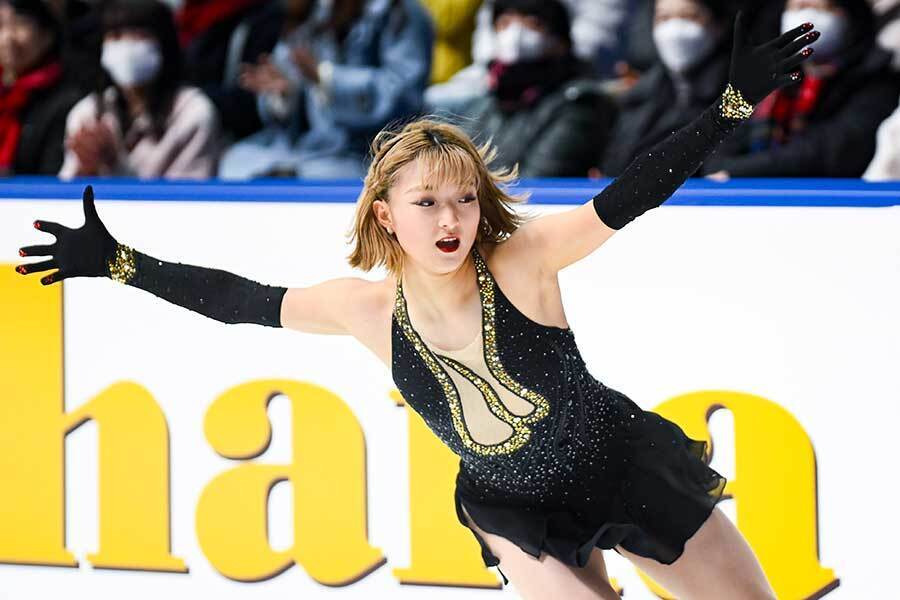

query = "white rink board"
(1, 195), (898, 599)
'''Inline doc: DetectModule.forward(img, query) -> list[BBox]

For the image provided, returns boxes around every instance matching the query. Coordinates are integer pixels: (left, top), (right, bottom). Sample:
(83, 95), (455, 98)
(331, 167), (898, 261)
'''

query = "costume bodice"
(391, 247), (635, 505)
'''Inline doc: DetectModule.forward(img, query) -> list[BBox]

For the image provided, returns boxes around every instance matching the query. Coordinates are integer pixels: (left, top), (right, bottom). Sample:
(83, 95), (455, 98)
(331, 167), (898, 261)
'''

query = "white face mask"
(101, 39), (162, 87)
(652, 18), (716, 74)
(782, 8), (847, 62)
(494, 21), (549, 64)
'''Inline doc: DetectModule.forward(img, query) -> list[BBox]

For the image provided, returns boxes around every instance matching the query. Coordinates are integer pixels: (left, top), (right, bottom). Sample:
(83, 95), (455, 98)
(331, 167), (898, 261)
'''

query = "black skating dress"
(390, 100), (740, 584)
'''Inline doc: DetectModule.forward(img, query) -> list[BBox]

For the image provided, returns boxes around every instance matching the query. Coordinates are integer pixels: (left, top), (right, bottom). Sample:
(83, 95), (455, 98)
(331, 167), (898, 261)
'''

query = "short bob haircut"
(347, 119), (534, 277)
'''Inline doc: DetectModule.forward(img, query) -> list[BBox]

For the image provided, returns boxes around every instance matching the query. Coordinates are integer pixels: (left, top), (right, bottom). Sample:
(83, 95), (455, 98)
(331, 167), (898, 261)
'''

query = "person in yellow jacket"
(420, 0), (483, 83)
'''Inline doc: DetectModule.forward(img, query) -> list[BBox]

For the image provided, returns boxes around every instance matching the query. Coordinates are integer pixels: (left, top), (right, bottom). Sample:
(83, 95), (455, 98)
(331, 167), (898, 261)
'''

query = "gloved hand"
(729, 10), (820, 105)
(16, 185), (118, 285)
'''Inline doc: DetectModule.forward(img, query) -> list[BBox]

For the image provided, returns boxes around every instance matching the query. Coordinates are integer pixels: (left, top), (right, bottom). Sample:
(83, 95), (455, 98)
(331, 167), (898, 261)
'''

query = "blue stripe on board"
(0, 176), (898, 206)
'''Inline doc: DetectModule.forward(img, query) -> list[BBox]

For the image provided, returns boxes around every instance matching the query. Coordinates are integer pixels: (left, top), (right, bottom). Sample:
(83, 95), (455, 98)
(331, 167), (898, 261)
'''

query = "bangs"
(415, 143), (481, 193)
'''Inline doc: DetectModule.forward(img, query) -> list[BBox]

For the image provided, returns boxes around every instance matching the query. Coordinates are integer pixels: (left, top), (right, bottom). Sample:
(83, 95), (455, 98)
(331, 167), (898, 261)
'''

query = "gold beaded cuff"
(107, 243), (137, 284)
(720, 83), (754, 120)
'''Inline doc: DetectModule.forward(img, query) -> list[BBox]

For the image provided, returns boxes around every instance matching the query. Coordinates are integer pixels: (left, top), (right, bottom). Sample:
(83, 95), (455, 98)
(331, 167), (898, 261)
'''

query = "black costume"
(16, 11), (817, 588)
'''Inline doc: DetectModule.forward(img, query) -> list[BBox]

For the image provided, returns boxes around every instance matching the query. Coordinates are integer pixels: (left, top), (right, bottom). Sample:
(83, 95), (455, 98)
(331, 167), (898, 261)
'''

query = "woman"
(59, 0), (223, 180)
(17, 13), (815, 599)
(0, 0), (81, 175)
(702, 0), (900, 178)
(599, 0), (733, 177)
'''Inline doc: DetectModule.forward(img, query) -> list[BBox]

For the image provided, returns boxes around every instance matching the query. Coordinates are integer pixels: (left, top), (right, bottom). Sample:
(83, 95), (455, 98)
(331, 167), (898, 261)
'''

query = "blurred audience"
(702, 0), (900, 178)
(870, 0), (900, 69)
(59, 0), (223, 179)
(176, 0), (281, 139)
(0, 0), (81, 175)
(598, 0), (733, 177)
(863, 92), (900, 179)
(219, 0), (433, 179)
(426, 0), (630, 111)
(419, 0), (482, 84)
(453, 0), (615, 177)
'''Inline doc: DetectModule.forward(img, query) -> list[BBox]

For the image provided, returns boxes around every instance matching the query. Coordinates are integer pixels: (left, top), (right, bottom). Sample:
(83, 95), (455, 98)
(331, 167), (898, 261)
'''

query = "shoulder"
(171, 86), (219, 125)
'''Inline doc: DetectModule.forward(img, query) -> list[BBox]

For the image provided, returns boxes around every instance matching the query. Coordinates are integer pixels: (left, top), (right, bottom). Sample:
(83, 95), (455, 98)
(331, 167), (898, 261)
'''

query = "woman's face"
(785, 0), (842, 13)
(375, 157), (481, 275)
(104, 26), (156, 44)
(0, 4), (53, 78)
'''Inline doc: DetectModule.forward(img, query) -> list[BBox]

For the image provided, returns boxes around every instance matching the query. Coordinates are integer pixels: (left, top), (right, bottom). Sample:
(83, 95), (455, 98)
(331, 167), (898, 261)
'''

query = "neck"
(400, 251), (479, 322)
(120, 84), (150, 118)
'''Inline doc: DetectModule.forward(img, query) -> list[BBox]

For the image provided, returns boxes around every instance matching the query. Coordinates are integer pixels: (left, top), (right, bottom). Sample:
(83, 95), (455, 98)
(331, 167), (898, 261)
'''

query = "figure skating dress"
(391, 247), (727, 584)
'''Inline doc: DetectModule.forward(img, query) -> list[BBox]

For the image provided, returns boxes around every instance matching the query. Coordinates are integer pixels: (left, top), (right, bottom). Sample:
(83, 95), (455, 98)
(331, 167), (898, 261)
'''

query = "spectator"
(870, 0), (900, 70)
(599, 0), (733, 177)
(702, 0), (900, 178)
(426, 0), (630, 112)
(419, 0), (482, 84)
(60, 0), (223, 180)
(454, 0), (616, 178)
(863, 93), (900, 179)
(176, 0), (281, 139)
(0, 0), (81, 175)
(219, 0), (434, 180)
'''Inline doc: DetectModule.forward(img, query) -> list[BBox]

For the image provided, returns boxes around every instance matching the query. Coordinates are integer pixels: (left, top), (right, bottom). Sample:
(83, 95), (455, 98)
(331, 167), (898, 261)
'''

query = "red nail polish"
(17, 266), (25, 274)
(19, 249), (26, 256)
(802, 22), (813, 30)
(803, 47), (813, 56)
(34, 221), (40, 229)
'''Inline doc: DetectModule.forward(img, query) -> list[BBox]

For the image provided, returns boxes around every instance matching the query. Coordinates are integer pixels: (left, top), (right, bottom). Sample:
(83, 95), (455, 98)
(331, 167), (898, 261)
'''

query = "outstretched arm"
(16, 185), (285, 327)
(518, 12), (819, 274)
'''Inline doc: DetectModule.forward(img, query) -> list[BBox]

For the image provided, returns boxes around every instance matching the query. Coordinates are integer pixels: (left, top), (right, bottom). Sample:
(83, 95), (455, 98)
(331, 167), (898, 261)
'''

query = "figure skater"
(16, 12), (818, 599)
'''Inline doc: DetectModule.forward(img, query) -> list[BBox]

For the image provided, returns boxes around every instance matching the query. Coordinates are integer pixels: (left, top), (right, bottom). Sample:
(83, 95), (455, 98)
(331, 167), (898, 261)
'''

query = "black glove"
(16, 185), (286, 327)
(593, 12), (819, 230)
(730, 10), (819, 104)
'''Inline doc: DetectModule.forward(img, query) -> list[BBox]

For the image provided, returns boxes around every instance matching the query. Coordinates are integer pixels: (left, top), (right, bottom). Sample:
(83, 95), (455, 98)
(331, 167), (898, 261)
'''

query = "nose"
(438, 204), (460, 231)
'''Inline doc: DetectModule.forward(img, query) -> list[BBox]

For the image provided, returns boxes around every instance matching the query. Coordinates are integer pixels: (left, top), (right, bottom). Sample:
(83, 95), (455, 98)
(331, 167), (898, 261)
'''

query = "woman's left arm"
(519, 12), (819, 274)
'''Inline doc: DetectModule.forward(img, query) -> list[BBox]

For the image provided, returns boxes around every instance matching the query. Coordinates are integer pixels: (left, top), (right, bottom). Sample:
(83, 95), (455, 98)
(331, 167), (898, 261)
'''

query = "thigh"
(614, 506), (776, 600)
(459, 503), (620, 600)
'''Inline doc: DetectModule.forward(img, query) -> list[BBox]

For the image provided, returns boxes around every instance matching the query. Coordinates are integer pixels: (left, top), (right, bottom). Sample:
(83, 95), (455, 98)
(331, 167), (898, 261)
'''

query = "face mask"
(782, 8), (847, 62)
(101, 39), (162, 87)
(652, 18), (716, 74)
(494, 21), (549, 64)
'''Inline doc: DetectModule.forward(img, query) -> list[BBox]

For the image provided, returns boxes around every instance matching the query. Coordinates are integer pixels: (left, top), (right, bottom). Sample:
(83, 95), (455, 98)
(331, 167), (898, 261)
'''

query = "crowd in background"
(2, 0), (900, 182)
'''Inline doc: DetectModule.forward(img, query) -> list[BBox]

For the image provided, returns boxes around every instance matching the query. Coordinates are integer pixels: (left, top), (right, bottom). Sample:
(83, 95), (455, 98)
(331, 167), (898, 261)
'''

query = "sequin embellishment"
(393, 247), (550, 455)
(107, 243), (137, 284)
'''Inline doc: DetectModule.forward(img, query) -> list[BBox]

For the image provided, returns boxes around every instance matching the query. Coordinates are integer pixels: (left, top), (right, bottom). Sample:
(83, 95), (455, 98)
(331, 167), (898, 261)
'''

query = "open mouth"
(436, 237), (460, 253)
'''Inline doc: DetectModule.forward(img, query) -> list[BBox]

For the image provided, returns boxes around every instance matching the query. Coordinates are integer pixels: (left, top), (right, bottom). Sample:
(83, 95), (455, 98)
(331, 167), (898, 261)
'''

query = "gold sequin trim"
(393, 247), (549, 456)
(107, 243), (136, 284)
(720, 83), (754, 120)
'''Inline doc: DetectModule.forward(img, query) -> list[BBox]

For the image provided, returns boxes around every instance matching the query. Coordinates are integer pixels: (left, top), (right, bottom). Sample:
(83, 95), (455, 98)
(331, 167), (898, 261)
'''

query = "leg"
(460, 503), (620, 600)
(615, 506), (776, 600)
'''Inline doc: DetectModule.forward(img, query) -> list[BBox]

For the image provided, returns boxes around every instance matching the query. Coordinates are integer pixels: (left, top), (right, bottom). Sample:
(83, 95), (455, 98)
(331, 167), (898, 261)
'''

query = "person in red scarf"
(0, 0), (81, 175)
(703, 0), (900, 178)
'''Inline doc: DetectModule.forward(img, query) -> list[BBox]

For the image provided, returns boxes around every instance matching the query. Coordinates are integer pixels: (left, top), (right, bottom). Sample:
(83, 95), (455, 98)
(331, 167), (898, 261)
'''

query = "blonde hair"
(346, 118), (533, 277)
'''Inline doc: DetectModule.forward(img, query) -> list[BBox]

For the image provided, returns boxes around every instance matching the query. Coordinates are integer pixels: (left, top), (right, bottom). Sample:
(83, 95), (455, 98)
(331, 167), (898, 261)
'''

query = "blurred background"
(2, 0), (900, 182)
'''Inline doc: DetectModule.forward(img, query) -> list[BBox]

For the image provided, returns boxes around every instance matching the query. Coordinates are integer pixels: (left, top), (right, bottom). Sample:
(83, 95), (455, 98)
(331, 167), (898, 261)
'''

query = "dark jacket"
(183, 2), (282, 139)
(702, 42), (900, 177)
(459, 78), (616, 178)
(12, 80), (82, 175)
(600, 38), (731, 177)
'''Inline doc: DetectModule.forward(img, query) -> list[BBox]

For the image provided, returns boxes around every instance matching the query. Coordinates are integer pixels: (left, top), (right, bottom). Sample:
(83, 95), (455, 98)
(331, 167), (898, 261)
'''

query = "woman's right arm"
(15, 185), (360, 333)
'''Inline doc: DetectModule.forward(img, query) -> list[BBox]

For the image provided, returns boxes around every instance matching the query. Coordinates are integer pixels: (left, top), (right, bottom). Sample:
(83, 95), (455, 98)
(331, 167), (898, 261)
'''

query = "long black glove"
(593, 12), (819, 229)
(15, 185), (286, 327)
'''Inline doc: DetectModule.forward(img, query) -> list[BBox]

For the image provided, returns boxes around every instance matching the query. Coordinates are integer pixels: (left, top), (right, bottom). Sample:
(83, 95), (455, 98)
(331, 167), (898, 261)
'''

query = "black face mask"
(488, 55), (578, 112)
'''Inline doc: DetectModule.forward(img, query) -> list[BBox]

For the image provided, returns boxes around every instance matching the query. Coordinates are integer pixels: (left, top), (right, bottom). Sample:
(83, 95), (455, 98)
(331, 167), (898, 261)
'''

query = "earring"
(387, 227), (394, 235)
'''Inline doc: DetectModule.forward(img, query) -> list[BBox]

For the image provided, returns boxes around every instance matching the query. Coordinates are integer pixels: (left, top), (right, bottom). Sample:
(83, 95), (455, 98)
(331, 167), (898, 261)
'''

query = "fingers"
(779, 49), (812, 74)
(82, 184), (100, 223)
(18, 243), (56, 257)
(16, 259), (58, 276)
(777, 30), (820, 59)
(32, 219), (67, 237)
(762, 21), (815, 51)
(40, 270), (66, 286)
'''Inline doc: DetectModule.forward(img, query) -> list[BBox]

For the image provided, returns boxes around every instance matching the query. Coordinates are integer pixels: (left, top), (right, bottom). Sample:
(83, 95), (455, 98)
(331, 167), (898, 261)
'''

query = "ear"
(372, 199), (393, 230)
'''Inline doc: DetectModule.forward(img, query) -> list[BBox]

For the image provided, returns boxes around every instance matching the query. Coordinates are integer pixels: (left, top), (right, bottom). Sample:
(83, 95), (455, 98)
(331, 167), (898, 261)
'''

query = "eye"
(460, 195), (477, 203)
(415, 198), (434, 207)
